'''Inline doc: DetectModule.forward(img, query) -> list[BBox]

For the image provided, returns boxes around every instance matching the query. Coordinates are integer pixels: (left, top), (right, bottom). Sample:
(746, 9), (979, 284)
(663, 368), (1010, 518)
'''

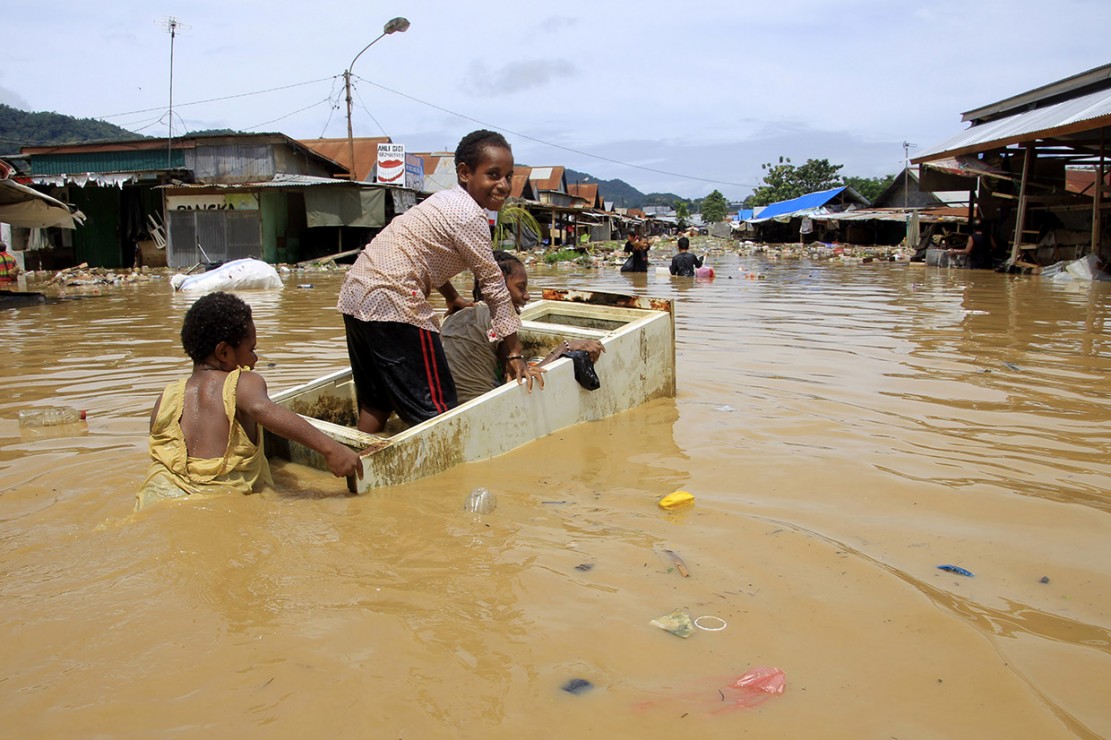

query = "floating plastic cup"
(463, 487), (497, 514)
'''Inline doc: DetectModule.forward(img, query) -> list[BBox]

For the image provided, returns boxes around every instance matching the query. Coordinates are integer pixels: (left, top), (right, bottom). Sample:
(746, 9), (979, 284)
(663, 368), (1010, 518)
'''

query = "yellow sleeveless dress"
(136, 367), (272, 510)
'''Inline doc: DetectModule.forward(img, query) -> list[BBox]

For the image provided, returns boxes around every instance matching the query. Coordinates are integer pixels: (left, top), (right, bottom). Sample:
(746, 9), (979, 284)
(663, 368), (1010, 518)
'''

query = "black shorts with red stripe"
(342, 315), (458, 426)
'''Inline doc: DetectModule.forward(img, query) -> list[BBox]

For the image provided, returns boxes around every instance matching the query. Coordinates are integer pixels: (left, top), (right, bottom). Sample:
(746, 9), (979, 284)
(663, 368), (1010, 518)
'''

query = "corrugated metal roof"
(1065, 167), (1110, 195)
(962, 62), (1111, 123)
(511, 167), (534, 199)
(567, 182), (601, 207)
(753, 186), (847, 220)
(915, 86), (1111, 163)
(157, 173), (385, 190)
(408, 152), (458, 193)
(528, 166), (565, 193)
(817, 207), (966, 223)
(298, 137), (391, 180)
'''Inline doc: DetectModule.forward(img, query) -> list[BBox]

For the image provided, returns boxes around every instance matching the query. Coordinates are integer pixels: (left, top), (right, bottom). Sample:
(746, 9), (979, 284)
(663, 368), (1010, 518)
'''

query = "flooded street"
(2, 251), (1110, 737)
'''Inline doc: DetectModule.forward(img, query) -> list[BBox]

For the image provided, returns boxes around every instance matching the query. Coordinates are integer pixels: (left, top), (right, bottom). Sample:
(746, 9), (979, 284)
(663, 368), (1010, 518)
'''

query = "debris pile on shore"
(24, 264), (166, 288)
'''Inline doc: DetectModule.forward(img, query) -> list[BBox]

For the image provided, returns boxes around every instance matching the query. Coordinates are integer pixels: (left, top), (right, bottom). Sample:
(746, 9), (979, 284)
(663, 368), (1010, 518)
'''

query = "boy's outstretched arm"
(235, 371), (364, 480)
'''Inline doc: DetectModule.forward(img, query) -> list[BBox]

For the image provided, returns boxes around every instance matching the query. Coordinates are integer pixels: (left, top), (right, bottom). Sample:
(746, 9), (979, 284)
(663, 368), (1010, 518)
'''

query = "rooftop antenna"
(157, 16), (189, 169)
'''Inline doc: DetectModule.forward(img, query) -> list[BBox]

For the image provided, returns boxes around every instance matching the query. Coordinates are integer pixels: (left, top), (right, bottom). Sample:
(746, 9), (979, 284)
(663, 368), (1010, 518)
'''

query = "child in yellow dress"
(137, 292), (362, 509)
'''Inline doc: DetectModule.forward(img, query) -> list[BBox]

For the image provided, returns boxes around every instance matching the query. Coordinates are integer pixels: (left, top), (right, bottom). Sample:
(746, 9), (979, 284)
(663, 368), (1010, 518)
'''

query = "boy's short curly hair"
(455, 129), (511, 171)
(180, 291), (253, 363)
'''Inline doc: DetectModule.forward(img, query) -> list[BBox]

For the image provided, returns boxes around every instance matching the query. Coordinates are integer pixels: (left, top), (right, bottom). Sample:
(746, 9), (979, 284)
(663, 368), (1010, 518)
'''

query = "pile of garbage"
(26, 264), (165, 288)
(737, 240), (906, 262)
(1039, 253), (1111, 282)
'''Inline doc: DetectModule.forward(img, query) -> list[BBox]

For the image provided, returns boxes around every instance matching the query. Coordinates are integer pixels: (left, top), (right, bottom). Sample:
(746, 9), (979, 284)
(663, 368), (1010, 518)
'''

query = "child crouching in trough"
(136, 292), (362, 510)
(441, 251), (605, 404)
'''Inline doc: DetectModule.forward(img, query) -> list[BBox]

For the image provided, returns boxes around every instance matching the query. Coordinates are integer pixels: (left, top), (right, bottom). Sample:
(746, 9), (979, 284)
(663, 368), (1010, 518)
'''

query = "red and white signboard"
(376, 143), (405, 185)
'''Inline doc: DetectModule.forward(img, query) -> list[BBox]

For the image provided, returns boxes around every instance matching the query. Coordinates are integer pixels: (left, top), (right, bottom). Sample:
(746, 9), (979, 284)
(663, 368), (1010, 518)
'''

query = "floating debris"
(658, 491), (694, 510)
(694, 616), (727, 631)
(937, 564), (974, 577)
(562, 678), (593, 695)
(462, 487), (497, 514)
(651, 609), (695, 638)
(662, 548), (690, 577)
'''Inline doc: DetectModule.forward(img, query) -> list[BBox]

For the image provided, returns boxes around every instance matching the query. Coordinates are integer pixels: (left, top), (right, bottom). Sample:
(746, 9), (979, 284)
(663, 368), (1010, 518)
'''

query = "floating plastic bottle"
(17, 406), (87, 427)
(462, 487), (497, 514)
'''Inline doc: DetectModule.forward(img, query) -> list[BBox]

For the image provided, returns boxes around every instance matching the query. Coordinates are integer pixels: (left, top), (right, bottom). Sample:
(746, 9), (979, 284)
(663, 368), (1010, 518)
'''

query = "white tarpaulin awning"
(0, 179), (83, 229)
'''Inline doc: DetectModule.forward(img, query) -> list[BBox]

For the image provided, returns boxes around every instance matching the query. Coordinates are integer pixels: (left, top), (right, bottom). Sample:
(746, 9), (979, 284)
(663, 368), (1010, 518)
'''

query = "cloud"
(0, 84), (30, 110)
(534, 15), (579, 32)
(468, 60), (578, 95)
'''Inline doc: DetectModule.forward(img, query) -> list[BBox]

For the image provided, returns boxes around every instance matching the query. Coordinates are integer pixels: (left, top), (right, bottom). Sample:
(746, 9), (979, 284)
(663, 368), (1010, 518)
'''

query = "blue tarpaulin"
(752, 186), (847, 220)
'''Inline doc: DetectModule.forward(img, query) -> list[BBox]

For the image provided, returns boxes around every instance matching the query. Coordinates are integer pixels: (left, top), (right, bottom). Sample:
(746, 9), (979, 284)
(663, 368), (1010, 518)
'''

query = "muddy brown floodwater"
(2, 251), (1110, 738)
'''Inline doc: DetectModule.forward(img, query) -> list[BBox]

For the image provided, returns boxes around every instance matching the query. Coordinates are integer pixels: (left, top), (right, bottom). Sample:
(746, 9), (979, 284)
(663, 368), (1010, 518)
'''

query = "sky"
(3, 0), (1109, 201)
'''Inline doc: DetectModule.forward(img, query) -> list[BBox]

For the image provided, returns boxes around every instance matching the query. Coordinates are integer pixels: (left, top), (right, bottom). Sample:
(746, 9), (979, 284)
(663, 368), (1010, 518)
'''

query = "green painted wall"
(259, 190), (287, 263)
(69, 187), (122, 267)
(32, 150), (185, 175)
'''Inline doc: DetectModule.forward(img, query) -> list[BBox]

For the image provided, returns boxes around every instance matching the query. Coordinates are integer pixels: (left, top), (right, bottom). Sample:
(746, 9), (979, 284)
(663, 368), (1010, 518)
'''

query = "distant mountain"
(564, 168), (639, 207)
(0, 104), (143, 150)
(563, 167), (692, 209)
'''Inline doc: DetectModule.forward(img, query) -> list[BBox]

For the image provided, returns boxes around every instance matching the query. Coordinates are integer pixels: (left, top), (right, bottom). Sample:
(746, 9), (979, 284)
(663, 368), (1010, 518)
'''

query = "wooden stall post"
(1008, 143), (1036, 266)
(1093, 129), (1105, 256)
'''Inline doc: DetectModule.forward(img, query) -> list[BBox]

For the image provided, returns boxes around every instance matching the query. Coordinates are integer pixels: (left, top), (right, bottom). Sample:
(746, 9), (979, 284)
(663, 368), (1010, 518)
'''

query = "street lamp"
(345, 16), (410, 180)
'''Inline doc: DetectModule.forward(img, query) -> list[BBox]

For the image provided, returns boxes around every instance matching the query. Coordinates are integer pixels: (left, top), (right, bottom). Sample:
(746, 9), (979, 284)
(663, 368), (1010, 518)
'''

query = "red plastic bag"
(719, 666), (786, 711)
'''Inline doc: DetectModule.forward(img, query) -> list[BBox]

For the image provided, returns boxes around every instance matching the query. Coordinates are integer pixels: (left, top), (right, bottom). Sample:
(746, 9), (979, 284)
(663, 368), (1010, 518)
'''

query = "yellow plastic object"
(658, 490), (694, 510)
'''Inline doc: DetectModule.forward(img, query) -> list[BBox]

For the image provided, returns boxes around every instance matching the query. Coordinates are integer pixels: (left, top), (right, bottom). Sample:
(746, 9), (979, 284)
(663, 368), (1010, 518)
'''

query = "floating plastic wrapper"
(463, 487), (497, 514)
(650, 609), (694, 638)
(658, 490), (694, 510)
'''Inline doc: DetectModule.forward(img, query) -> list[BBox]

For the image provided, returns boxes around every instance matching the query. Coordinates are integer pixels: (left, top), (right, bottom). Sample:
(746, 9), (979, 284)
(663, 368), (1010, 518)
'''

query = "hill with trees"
(0, 104), (143, 150)
(564, 167), (688, 210)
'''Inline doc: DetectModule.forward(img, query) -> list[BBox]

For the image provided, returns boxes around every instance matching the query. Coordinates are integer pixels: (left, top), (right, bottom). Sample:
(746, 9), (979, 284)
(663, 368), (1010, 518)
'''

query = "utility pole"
(344, 17), (410, 180)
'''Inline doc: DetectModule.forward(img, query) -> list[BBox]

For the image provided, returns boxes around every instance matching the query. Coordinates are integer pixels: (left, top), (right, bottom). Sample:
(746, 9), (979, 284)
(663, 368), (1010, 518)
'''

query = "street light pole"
(344, 16), (410, 180)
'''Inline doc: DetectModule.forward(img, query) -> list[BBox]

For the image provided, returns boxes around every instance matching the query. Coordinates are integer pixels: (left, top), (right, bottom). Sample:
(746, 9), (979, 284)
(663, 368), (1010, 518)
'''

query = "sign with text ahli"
(377, 143), (405, 185)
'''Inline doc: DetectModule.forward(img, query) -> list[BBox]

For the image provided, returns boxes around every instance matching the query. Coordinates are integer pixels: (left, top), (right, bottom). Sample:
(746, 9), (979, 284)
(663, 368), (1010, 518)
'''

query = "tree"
(842, 174), (896, 203)
(674, 200), (690, 229)
(749, 156), (844, 206)
(701, 190), (728, 223)
(794, 158), (843, 193)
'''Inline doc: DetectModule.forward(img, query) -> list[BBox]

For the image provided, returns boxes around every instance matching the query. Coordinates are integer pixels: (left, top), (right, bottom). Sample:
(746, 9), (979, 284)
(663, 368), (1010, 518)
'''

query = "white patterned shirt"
(337, 185), (520, 341)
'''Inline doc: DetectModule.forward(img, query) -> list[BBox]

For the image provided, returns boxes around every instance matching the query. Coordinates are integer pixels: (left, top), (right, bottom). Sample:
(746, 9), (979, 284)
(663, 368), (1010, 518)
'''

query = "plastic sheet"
(170, 258), (284, 292)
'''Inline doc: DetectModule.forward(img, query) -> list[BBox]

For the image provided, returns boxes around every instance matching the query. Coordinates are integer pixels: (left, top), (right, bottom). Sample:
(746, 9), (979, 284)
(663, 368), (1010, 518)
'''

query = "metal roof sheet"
(915, 86), (1111, 163)
(528, 166), (565, 193)
(962, 62), (1111, 123)
(298, 137), (391, 181)
(566, 182), (599, 205)
(157, 173), (394, 190)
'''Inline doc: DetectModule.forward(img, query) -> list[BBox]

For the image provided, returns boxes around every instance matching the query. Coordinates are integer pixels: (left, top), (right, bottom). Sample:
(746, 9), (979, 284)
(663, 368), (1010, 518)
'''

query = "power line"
(353, 74), (760, 190)
(96, 77), (338, 119)
(316, 77), (343, 139)
(353, 83), (389, 138)
(241, 95), (331, 131)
